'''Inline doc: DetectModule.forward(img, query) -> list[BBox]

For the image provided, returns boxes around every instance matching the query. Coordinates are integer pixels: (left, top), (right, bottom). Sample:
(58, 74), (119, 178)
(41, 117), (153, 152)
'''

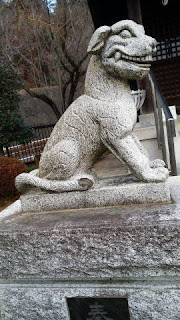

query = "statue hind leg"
(39, 140), (80, 180)
(16, 140), (95, 192)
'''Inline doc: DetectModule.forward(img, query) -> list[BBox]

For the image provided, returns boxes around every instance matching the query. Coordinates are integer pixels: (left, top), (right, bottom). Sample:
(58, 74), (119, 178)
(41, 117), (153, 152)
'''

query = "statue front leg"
(130, 133), (149, 158)
(131, 133), (166, 169)
(101, 133), (169, 182)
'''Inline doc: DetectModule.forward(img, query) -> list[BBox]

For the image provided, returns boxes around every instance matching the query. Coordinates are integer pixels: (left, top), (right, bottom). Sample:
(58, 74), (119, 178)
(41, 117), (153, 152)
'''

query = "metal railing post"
(166, 118), (177, 175)
(148, 72), (177, 176)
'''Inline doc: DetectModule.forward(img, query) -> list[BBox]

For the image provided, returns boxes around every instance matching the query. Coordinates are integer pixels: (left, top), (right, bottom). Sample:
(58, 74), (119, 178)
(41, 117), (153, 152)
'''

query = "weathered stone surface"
(16, 20), (169, 195)
(168, 176), (180, 204)
(0, 286), (180, 320)
(93, 151), (129, 178)
(0, 200), (21, 221)
(20, 176), (171, 212)
(0, 203), (180, 280)
(1, 203), (180, 319)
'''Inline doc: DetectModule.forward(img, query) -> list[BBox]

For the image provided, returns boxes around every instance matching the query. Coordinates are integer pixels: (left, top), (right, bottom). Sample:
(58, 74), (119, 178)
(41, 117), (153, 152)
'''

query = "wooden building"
(87, 0), (180, 113)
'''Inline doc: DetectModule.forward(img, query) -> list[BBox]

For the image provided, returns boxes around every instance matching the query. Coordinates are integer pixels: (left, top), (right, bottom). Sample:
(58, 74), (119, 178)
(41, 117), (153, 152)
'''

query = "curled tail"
(15, 169), (94, 193)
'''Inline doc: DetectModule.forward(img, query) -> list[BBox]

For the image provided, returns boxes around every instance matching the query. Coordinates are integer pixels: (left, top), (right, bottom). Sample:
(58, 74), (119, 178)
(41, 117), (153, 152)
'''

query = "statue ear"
(87, 26), (111, 54)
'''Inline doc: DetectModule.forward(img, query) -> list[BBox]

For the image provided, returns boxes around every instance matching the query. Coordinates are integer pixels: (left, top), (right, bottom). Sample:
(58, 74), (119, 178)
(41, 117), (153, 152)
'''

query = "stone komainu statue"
(16, 20), (169, 193)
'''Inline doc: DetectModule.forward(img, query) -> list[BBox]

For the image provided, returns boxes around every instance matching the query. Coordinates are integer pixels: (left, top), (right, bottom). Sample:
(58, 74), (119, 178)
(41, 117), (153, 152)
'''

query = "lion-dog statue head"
(88, 20), (156, 80)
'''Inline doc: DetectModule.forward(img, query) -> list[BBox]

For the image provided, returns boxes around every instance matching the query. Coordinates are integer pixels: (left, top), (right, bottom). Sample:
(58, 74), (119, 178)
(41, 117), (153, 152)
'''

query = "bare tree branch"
(25, 88), (61, 119)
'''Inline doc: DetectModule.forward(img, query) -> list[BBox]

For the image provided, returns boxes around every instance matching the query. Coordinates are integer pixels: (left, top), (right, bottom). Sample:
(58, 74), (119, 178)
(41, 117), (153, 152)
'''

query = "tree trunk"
(127, 0), (154, 114)
(68, 72), (79, 107)
(0, 146), (4, 157)
(127, 0), (142, 24)
(25, 89), (61, 120)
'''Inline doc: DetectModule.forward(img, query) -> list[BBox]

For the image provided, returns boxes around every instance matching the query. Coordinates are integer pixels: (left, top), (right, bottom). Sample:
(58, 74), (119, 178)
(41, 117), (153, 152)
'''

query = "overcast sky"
(47, 0), (57, 6)
(3, 0), (57, 9)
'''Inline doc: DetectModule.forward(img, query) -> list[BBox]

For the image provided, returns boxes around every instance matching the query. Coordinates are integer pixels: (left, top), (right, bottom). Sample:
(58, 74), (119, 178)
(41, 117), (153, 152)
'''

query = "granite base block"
(20, 175), (171, 212)
(1, 285), (180, 320)
(0, 203), (180, 319)
(1, 203), (180, 281)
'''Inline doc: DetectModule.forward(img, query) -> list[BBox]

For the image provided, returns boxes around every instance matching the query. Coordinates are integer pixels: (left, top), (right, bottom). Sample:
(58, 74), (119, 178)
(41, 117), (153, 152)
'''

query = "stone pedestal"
(20, 176), (171, 212)
(0, 202), (180, 319)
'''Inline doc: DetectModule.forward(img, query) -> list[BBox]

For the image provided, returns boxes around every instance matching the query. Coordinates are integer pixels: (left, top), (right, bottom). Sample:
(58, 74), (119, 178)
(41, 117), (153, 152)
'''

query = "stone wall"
(19, 86), (63, 127)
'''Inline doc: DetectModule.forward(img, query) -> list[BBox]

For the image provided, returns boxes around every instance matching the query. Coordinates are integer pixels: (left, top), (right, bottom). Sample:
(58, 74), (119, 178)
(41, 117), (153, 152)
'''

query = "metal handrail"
(148, 72), (177, 176)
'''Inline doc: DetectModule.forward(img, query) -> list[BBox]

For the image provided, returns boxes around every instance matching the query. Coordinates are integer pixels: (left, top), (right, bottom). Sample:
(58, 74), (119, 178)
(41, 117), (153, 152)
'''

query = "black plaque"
(67, 298), (130, 320)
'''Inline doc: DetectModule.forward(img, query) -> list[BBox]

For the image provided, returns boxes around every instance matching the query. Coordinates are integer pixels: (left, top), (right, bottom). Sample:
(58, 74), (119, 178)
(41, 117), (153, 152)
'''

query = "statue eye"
(120, 29), (132, 38)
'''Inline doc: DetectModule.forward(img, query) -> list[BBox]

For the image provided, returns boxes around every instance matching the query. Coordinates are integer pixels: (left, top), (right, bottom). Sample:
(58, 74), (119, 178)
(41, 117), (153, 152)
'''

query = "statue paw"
(141, 167), (169, 182)
(150, 159), (166, 168)
(78, 178), (94, 190)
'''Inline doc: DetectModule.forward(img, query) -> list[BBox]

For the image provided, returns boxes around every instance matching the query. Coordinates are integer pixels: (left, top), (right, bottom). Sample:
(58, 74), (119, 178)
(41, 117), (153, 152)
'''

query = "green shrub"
(0, 60), (33, 154)
(0, 156), (27, 197)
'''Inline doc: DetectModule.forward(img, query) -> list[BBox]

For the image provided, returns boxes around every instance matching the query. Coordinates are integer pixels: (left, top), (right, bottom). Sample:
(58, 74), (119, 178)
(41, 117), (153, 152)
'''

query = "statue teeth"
(120, 54), (152, 63)
(145, 55), (152, 61)
(114, 51), (121, 62)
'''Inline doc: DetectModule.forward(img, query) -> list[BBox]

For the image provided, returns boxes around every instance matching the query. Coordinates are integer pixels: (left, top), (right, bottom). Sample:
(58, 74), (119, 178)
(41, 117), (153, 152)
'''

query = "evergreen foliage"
(0, 61), (33, 150)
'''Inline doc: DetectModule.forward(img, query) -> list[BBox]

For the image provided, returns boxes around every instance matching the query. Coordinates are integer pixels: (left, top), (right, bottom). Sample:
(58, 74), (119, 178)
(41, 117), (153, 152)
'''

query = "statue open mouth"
(114, 51), (152, 68)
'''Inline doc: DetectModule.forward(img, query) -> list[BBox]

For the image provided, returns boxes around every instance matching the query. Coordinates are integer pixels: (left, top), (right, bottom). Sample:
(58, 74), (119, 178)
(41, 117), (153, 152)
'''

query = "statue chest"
(97, 99), (137, 132)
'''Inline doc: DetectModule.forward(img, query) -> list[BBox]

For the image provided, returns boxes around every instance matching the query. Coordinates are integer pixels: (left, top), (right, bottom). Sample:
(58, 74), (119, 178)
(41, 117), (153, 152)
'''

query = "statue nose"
(148, 37), (157, 55)
(151, 38), (157, 50)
